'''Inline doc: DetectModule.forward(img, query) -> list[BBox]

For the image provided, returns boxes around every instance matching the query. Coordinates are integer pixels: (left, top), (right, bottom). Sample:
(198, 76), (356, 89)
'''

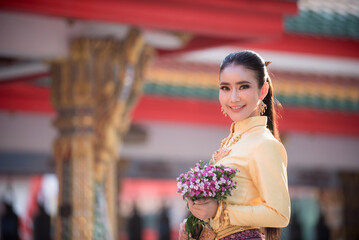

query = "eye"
(220, 86), (230, 91)
(239, 85), (249, 90)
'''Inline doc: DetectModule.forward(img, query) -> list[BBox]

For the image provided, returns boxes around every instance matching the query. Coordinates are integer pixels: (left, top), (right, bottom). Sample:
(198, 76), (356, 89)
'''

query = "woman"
(179, 50), (290, 240)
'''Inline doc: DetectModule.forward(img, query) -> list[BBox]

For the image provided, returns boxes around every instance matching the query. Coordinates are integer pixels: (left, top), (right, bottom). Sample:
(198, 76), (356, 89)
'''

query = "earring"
(221, 106), (227, 117)
(259, 100), (267, 115)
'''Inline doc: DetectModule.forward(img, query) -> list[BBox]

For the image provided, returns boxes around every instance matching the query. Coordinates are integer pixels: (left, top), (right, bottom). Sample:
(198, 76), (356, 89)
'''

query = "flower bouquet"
(177, 160), (237, 239)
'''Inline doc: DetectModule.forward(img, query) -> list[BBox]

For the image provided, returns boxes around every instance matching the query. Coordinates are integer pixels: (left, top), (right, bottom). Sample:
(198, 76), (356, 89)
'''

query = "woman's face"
(219, 65), (268, 123)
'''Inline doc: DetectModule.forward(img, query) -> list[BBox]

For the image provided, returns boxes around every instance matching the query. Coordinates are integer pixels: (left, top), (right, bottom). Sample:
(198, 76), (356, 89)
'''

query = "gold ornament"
(210, 134), (241, 164)
(211, 147), (231, 164)
(221, 106), (227, 117)
(265, 61), (272, 67)
(210, 124), (262, 164)
(259, 100), (267, 115)
(199, 224), (216, 240)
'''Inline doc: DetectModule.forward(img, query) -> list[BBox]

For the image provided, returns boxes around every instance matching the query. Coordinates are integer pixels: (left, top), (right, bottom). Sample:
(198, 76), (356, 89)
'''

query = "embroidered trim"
(212, 203), (259, 240)
(199, 225), (216, 240)
(219, 202), (230, 229)
(215, 226), (260, 240)
(219, 229), (265, 240)
(213, 201), (223, 221)
(210, 124), (263, 164)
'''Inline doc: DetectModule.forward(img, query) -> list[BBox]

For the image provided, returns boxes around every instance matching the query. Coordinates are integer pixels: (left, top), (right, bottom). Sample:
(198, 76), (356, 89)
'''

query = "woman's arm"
(214, 139), (290, 228)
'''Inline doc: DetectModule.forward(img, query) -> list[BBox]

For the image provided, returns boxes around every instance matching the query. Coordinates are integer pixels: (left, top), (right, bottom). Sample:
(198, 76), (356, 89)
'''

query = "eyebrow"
(219, 80), (251, 85)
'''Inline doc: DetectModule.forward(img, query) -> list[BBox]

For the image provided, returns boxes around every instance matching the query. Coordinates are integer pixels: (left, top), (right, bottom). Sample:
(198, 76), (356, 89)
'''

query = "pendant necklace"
(210, 124), (262, 164)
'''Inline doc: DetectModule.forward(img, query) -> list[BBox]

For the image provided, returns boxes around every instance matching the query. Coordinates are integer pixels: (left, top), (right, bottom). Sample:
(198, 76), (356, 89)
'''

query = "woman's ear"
(260, 82), (269, 100)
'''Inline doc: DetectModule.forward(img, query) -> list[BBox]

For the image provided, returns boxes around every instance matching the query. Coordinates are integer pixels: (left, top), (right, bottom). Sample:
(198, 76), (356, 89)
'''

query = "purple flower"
(177, 161), (238, 202)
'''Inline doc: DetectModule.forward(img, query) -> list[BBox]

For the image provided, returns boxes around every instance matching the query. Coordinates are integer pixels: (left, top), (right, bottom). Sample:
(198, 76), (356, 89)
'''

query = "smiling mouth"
(229, 105), (245, 111)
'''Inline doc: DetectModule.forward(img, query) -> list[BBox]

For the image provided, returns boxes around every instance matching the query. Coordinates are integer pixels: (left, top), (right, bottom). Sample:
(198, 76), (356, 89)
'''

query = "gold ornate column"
(51, 29), (154, 240)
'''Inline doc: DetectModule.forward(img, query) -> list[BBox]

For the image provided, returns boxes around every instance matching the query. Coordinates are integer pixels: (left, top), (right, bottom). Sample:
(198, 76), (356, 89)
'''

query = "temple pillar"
(51, 29), (154, 240)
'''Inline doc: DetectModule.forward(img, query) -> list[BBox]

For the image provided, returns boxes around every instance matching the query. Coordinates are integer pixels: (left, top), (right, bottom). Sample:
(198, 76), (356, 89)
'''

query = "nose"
(231, 89), (240, 102)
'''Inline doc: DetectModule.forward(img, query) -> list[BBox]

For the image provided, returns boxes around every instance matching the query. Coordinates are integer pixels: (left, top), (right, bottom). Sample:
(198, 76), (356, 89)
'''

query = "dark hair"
(220, 50), (282, 240)
(220, 50), (281, 141)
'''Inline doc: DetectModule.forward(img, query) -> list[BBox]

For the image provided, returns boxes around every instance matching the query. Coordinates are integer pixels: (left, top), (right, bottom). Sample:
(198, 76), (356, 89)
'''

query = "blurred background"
(0, 0), (358, 240)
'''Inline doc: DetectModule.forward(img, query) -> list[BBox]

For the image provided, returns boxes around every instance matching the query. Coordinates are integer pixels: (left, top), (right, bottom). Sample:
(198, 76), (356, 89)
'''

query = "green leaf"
(185, 214), (202, 240)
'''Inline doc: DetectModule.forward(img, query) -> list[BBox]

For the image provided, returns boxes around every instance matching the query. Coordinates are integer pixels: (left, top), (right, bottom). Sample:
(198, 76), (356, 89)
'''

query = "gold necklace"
(210, 136), (239, 164)
(210, 124), (262, 164)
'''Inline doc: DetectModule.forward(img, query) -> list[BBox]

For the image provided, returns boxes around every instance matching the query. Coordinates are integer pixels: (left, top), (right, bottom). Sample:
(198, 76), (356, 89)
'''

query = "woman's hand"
(179, 221), (195, 240)
(186, 198), (218, 220)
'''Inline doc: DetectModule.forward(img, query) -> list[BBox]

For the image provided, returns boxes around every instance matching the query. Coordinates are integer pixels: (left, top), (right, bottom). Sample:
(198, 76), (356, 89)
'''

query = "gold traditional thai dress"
(208, 116), (290, 240)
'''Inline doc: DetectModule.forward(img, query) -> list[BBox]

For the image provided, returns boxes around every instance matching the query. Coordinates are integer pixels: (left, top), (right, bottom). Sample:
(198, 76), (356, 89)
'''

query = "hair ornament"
(265, 61), (272, 67)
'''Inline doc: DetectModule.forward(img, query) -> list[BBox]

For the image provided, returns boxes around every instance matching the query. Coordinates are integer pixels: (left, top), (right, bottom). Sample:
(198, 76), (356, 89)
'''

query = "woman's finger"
(194, 198), (206, 204)
(195, 198), (215, 205)
(186, 199), (195, 206)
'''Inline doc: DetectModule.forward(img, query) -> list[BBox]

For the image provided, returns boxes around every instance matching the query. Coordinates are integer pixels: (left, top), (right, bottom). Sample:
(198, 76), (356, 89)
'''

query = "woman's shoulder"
(250, 129), (287, 165)
(230, 127), (281, 154)
(242, 128), (286, 154)
(240, 126), (279, 145)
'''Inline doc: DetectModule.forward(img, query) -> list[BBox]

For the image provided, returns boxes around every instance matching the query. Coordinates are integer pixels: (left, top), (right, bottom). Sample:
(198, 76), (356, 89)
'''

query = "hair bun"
(265, 61), (272, 67)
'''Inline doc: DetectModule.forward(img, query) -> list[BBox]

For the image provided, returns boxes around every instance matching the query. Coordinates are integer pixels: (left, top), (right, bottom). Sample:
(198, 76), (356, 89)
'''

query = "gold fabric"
(199, 225), (217, 240)
(209, 116), (290, 237)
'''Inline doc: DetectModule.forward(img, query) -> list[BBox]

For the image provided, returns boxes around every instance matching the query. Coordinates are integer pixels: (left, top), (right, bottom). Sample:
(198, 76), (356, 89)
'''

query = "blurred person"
(1, 202), (19, 240)
(33, 202), (51, 240)
(179, 51), (290, 240)
(316, 212), (330, 240)
(128, 204), (143, 240)
(158, 205), (170, 240)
